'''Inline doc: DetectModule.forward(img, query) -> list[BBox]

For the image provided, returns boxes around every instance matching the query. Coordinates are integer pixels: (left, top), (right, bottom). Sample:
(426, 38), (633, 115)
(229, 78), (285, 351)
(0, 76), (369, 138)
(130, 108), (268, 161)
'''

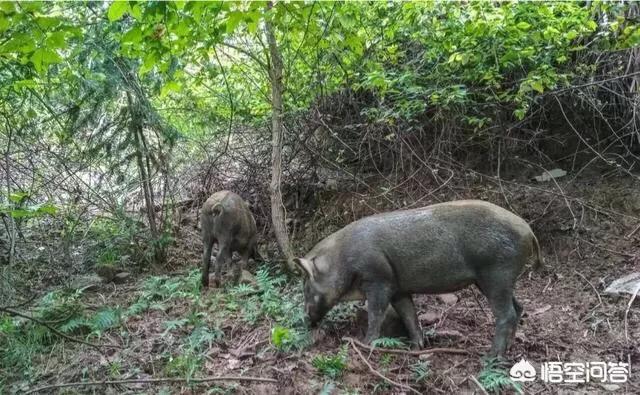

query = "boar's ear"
(293, 258), (316, 280)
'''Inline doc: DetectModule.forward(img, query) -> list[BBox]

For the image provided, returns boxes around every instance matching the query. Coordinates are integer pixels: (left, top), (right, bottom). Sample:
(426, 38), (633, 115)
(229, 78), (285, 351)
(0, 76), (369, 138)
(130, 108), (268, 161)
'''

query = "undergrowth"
(312, 346), (349, 379)
(0, 264), (311, 388)
(478, 357), (523, 394)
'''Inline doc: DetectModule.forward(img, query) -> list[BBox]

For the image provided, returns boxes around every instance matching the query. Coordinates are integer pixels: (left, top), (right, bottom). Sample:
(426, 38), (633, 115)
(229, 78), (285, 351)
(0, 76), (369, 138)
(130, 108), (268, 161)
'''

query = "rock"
(418, 310), (440, 324)
(239, 269), (257, 285)
(69, 274), (103, 291)
(604, 272), (640, 296)
(534, 168), (567, 182)
(601, 384), (620, 392)
(113, 272), (130, 283)
(437, 293), (458, 305)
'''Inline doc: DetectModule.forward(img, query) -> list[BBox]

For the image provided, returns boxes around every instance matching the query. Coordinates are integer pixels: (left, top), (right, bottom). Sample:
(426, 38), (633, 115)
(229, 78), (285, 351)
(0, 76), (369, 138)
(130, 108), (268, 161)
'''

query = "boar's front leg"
(363, 284), (393, 345)
(392, 295), (424, 349)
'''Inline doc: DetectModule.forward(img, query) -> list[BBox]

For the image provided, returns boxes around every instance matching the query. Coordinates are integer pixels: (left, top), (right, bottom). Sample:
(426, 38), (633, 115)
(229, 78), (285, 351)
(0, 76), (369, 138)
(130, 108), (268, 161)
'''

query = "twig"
(0, 307), (121, 351)
(578, 238), (636, 259)
(545, 70), (640, 95)
(573, 270), (603, 309)
(626, 222), (640, 239)
(25, 376), (278, 394)
(516, 157), (576, 229)
(346, 337), (421, 395)
(469, 375), (489, 395)
(624, 284), (640, 342)
(497, 140), (516, 215)
(343, 336), (472, 356)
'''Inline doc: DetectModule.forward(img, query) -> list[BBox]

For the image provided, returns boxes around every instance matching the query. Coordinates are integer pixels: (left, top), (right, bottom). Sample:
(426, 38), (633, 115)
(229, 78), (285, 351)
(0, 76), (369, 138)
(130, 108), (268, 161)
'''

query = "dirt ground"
(7, 175), (640, 394)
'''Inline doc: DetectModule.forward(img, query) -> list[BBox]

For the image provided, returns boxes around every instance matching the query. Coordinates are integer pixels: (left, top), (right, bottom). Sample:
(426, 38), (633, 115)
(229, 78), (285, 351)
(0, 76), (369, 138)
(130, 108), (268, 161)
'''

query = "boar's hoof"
(411, 338), (424, 350)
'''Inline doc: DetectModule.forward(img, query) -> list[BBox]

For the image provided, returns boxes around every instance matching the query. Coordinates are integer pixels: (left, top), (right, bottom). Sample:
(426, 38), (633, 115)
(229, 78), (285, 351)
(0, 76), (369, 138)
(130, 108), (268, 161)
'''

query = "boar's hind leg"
(201, 236), (215, 288)
(392, 295), (423, 349)
(363, 284), (393, 345)
(484, 286), (519, 358)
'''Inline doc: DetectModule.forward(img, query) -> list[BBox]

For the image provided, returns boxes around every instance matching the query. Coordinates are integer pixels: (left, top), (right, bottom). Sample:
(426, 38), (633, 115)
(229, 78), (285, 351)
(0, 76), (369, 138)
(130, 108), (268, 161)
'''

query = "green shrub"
(312, 346), (349, 379)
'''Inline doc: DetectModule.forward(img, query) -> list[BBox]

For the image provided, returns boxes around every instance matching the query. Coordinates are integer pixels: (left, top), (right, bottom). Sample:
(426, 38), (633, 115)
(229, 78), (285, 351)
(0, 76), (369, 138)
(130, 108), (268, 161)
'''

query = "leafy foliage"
(370, 337), (408, 349)
(225, 267), (310, 351)
(312, 346), (349, 379)
(410, 360), (431, 384)
(478, 357), (523, 394)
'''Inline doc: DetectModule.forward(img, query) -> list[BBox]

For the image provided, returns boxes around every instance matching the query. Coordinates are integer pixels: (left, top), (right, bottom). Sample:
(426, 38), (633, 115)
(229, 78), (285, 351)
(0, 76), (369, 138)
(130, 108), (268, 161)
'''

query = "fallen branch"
(342, 336), (472, 356)
(624, 284), (640, 342)
(346, 337), (421, 395)
(0, 307), (121, 351)
(25, 375), (278, 394)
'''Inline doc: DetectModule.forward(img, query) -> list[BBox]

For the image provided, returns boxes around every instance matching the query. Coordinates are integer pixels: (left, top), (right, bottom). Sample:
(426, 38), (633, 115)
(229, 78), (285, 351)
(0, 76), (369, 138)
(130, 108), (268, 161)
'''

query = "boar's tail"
(530, 233), (544, 271)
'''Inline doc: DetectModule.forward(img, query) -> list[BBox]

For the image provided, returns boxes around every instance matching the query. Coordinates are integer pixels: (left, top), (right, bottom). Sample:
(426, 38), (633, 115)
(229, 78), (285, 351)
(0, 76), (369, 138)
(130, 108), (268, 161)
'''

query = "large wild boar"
(294, 200), (543, 357)
(201, 191), (258, 288)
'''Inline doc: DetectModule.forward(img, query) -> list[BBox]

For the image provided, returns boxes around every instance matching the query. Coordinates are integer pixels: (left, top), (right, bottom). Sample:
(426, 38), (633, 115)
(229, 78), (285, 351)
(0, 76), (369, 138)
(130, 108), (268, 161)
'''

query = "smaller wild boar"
(201, 191), (258, 288)
(294, 200), (543, 357)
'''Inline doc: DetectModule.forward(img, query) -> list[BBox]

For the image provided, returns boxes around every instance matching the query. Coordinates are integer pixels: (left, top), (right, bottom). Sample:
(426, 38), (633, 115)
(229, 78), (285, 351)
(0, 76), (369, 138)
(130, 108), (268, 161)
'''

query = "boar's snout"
(304, 299), (329, 328)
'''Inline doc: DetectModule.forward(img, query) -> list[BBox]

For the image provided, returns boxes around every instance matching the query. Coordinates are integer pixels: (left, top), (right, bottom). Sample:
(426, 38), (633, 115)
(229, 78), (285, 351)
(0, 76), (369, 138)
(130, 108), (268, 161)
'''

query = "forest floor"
(4, 174), (640, 394)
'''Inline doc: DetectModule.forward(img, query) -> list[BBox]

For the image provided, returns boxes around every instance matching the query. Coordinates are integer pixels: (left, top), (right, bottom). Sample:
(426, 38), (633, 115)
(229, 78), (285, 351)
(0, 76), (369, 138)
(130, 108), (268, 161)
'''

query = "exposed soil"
(7, 174), (640, 394)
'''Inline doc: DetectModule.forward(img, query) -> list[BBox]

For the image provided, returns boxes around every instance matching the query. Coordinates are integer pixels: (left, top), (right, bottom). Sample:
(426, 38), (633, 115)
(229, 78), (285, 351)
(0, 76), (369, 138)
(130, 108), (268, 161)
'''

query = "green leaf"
(10, 209), (32, 219)
(121, 26), (142, 44)
(271, 325), (292, 348)
(36, 203), (58, 216)
(530, 80), (544, 93)
(9, 192), (29, 203)
(226, 11), (243, 34)
(108, 1), (130, 22)
(160, 81), (181, 97)
(172, 20), (190, 37)
(516, 21), (531, 31)
(565, 30), (578, 40)
(0, 15), (10, 34)
(30, 48), (62, 73)
(139, 52), (157, 75)
(12, 79), (38, 90)
(45, 32), (67, 49)
(1, 33), (36, 54)
(35, 16), (62, 29)
(173, 1), (186, 11)
(0, 2), (15, 13)
(130, 4), (143, 20)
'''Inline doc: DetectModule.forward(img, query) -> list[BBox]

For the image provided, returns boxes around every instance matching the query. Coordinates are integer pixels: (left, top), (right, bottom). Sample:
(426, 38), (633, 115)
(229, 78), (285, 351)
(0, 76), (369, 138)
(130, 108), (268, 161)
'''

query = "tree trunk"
(126, 92), (164, 264)
(265, 16), (295, 272)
